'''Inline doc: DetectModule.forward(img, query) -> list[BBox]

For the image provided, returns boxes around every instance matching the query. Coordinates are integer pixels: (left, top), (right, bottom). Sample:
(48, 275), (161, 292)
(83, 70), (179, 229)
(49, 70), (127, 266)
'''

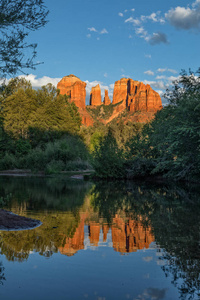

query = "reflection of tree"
(0, 176), (92, 261)
(91, 181), (200, 299)
(149, 185), (200, 300)
(1, 177), (200, 299)
(0, 261), (5, 285)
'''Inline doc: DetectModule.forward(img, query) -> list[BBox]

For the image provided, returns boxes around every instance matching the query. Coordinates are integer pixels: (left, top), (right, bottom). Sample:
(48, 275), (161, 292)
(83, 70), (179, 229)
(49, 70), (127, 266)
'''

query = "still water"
(0, 176), (200, 300)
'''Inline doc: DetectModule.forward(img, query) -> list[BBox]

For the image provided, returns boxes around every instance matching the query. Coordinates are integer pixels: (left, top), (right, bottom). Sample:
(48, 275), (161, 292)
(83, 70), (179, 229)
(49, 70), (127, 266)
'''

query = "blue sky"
(19, 0), (200, 104)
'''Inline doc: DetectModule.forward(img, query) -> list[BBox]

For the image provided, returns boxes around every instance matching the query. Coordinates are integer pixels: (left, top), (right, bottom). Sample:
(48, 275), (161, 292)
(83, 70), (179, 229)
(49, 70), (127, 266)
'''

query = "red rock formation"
(112, 214), (154, 254)
(102, 224), (109, 242)
(57, 74), (86, 109)
(90, 84), (102, 106)
(58, 215), (85, 256)
(103, 90), (111, 105)
(88, 221), (100, 246)
(113, 78), (162, 113)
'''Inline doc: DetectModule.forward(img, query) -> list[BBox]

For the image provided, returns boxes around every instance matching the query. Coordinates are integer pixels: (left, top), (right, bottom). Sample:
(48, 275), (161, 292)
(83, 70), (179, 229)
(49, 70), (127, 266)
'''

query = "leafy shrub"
(45, 160), (65, 175)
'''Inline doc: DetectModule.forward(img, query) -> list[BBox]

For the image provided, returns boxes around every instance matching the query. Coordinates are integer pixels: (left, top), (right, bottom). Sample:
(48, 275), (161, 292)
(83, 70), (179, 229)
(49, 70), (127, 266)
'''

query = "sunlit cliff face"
(57, 75), (162, 126)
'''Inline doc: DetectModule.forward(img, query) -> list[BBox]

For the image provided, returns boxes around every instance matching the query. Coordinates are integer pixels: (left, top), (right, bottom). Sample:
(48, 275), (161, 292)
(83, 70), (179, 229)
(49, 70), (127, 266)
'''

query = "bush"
(45, 160), (65, 175)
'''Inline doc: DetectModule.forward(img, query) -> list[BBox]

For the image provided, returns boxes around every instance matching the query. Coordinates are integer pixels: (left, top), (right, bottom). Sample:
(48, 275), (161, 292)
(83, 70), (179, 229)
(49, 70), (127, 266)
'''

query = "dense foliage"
(91, 69), (200, 181)
(0, 78), (89, 173)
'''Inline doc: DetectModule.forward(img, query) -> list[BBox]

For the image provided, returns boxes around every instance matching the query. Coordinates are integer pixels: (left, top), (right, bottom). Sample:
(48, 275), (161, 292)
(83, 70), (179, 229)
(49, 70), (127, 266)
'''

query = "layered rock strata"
(113, 78), (162, 112)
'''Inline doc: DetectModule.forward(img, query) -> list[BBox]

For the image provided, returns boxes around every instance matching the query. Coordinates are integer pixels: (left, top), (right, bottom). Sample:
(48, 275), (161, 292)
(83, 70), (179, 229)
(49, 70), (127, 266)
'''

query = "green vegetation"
(0, 78), (89, 173)
(91, 69), (200, 181)
(1, 69), (199, 181)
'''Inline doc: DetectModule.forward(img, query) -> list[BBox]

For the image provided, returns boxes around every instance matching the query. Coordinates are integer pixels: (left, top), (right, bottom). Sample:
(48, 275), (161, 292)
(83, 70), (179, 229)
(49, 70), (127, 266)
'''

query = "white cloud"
(157, 68), (167, 73)
(141, 12), (165, 24)
(143, 80), (167, 90)
(156, 75), (166, 80)
(100, 28), (108, 34)
(135, 26), (148, 37)
(157, 68), (177, 74)
(118, 12), (123, 17)
(125, 17), (141, 26)
(167, 68), (178, 74)
(84, 80), (113, 103)
(124, 9), (128, 13)
(145, 54), (152, 59)
(104, 73), (108, 78)
(86, 34), (91, 38)
(18, 74), (61, 88)
(165, 1), (200, 30)
(88, 27), (97, 32)
(131, 8), (135, 12)
(144, 70), (154, 76)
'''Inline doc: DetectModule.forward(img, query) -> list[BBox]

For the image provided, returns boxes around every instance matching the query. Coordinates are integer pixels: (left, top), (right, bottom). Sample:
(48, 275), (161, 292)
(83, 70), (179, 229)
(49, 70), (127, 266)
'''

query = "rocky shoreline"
(0, 209), (41, 231)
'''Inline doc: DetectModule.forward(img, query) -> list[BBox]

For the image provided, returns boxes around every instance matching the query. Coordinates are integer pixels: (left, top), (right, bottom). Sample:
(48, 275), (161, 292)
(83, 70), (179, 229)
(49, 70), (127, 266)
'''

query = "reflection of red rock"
(88, 222), (100, 246)
(57, 75), (86, 109)
(113, 78), (162, 113)
(103, 90), (111, 105)
(112, 214), (154, 253)
(102, 224), (109, 242)
(58, 215), (85, 256)
(90, 84), (102, 106)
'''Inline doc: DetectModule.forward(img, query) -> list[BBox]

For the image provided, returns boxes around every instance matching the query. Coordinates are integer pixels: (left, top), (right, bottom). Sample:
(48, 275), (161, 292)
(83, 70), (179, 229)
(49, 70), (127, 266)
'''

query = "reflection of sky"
(1, 241), (179, 300)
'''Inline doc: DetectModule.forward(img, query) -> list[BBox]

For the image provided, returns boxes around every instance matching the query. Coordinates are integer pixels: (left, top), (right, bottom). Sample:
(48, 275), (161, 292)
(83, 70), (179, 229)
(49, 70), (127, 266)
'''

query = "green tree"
(92, 129), (125, 179)
(0, 0), (48, 77)
(126, 69), (200, 180)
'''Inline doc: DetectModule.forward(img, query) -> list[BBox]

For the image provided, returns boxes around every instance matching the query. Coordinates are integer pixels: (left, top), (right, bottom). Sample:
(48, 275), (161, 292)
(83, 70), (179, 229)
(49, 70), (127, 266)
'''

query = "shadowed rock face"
(103, 90), (111, 105)
(113, 78), (162, 113)
(90, 84), (102, 106)
(57, 75), (86, 109)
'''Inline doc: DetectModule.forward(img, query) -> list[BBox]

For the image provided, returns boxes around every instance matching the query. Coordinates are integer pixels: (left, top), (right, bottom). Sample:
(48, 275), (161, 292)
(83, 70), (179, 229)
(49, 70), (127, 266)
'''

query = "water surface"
(0, 177), (200, 300)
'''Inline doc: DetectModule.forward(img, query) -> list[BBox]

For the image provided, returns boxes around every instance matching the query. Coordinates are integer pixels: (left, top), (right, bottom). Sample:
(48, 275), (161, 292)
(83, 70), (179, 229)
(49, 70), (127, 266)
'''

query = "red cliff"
(113, 78), (162, 113)
(57, 74), (86, 109)
(90, 84), (102, 106)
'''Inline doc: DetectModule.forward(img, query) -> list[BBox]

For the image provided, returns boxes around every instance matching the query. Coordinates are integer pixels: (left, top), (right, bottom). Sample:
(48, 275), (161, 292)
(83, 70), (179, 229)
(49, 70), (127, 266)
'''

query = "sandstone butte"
(90, 84), (102, 106)
(58, 214), (154, 256)
(113, 77), (162, 112)
(57, 74), (86, 109)
(57, 75), (162, 126)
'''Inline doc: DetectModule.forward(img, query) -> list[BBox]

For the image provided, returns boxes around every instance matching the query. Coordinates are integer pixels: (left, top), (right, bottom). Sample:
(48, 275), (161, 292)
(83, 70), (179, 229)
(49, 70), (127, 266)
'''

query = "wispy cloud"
(141, 12), (165, 24)
(145, 54), (152, 59)
(100, 28), (108, 34)
(157, 68), (177, 73)
(88, 27), (97, 32)
(118, 12), (123, 17)
(86, 34), (91, 38)
(144, 70), (154, 76)
(125, 17), (141, 26)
